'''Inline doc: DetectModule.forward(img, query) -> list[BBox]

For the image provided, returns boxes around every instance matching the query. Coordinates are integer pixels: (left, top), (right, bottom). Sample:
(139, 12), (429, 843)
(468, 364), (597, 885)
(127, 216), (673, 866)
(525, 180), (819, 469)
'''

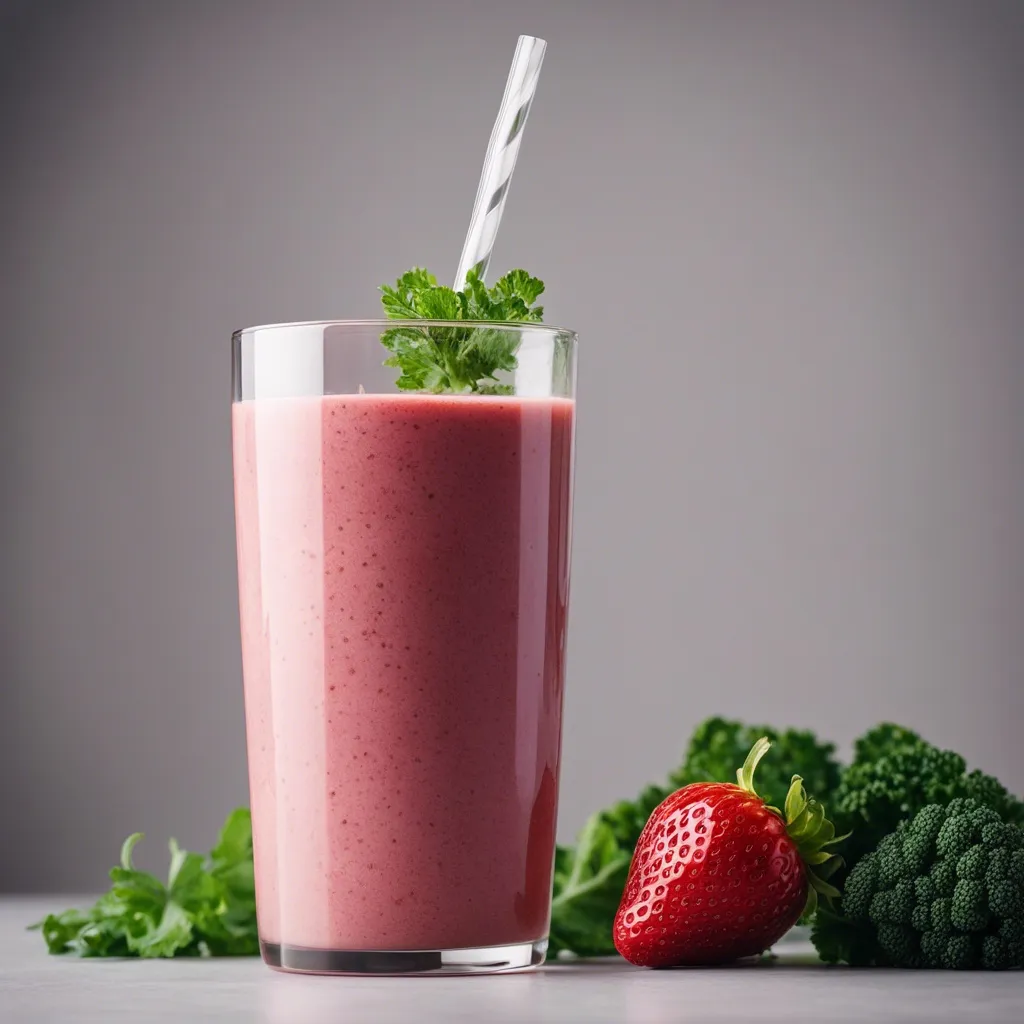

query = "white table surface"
(3, 897), (1023, 1023)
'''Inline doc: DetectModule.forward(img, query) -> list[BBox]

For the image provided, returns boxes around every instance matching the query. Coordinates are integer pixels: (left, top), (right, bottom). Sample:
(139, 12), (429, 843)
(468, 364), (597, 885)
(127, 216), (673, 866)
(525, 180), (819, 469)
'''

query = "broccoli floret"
(951, 879), (988, 931)
(986, 847), (1010, 886)
(931, 857), (957, 896)
(982, 935), (1011, 970)
(919, 929), (947, 964)
(668, 716), (842, 810)
(931, 896), (952, 932)
(811, 799), (1024, 969)
(876, 832), (909, 886)
(914, 875), (935, 904)
(910, 875), (935, 930)
(1013, 851), (1024, 885)
(833, 725), (1024, 871)
(989, 879), (1019, 917)
(943, 934), (977, 970)
(999, 918), (1024, 964)
(910, 904), (931, 931)
(937, 813), (976, 861)
(877, 923), (921, 967)
(841, 852), (879, 919)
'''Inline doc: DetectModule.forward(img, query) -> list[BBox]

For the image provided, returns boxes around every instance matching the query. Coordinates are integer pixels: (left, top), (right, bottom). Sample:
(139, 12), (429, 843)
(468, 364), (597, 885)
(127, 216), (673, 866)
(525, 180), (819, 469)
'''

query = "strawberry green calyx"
(783, 774), (848, 916)
(736, 737), (848, 917)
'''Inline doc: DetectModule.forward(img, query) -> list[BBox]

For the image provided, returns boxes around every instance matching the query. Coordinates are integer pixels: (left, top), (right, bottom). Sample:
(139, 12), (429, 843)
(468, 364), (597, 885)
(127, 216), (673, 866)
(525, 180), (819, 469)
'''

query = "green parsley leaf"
(31, 809), (259, 958)
(379, 266), (545, 394)
(548, 815), (632, 958)
(128, 900), (194, 958)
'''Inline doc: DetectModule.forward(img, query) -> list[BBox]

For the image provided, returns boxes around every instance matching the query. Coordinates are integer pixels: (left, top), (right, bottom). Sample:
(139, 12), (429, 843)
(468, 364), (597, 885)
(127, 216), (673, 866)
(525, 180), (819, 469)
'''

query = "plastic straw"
(454, 35), (547, 290)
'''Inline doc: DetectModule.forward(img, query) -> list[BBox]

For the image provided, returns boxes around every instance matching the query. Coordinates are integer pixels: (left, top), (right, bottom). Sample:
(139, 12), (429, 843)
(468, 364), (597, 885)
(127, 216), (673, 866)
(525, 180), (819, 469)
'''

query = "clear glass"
(231, 320), (577, 975)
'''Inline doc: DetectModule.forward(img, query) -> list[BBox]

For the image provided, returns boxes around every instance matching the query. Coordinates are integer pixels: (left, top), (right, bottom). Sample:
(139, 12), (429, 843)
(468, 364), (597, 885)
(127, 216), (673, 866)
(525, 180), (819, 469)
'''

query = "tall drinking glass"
(231, 321), (577, 974)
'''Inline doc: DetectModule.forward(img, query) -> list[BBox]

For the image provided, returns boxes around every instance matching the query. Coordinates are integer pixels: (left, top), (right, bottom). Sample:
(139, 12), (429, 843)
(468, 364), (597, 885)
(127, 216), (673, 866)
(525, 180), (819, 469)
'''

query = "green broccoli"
(670, 716), (842, 810)
(812, 799), (1024, 969)
(833, 724), (1024, 871)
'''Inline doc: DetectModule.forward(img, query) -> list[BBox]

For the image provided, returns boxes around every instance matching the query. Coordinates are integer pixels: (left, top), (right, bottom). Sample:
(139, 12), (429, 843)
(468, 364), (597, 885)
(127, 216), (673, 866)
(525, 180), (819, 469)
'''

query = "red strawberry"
(613, 738), (845, 967)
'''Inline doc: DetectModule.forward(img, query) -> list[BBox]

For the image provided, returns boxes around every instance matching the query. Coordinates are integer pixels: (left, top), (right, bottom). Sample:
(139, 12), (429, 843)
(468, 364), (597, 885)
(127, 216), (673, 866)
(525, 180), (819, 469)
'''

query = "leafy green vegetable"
(833, 724), (1024, 873)
(379, 267), (545, 393)
(549, 817), (632, 957)
(599, 784), (674, 857)
(32, 809), (258, 958)
(670, 716), (843, 811)
(812, 798), (1024, 968)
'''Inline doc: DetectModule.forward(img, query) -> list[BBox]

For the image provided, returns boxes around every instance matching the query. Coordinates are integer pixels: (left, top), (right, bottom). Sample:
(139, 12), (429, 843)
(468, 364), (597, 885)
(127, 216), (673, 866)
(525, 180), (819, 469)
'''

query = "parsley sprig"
(379, 267), (545, 394)
(31, 809), (258, 958)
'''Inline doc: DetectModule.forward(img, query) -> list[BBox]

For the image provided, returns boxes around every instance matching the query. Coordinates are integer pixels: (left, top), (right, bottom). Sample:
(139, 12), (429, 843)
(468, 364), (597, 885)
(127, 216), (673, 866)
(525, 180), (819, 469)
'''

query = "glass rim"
(232, 319), (578, 341)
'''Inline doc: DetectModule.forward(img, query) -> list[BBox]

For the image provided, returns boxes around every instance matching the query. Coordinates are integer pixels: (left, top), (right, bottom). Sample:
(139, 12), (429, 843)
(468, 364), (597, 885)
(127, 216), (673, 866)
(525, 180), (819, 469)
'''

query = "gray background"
(1, 0), (1022, 892)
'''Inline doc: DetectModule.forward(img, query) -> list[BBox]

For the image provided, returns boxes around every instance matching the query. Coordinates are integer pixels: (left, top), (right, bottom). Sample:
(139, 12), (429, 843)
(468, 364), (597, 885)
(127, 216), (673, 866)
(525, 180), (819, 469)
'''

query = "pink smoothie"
(232, 393), (575, 952)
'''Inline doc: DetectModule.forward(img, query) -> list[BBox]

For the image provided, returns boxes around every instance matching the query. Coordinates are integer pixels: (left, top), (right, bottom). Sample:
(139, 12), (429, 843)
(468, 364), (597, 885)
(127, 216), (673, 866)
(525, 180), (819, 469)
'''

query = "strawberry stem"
(736, 737), (772, 794)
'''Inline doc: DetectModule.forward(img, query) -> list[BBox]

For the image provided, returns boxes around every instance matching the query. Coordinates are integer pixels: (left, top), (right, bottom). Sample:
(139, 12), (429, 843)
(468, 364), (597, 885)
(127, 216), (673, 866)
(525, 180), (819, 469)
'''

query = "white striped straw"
(454, 35), (547, 291)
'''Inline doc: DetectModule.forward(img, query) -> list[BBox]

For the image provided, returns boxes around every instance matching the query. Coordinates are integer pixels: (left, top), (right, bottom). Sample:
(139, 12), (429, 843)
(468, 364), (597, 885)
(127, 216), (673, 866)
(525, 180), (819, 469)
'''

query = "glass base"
(260, 937), (548, 976)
